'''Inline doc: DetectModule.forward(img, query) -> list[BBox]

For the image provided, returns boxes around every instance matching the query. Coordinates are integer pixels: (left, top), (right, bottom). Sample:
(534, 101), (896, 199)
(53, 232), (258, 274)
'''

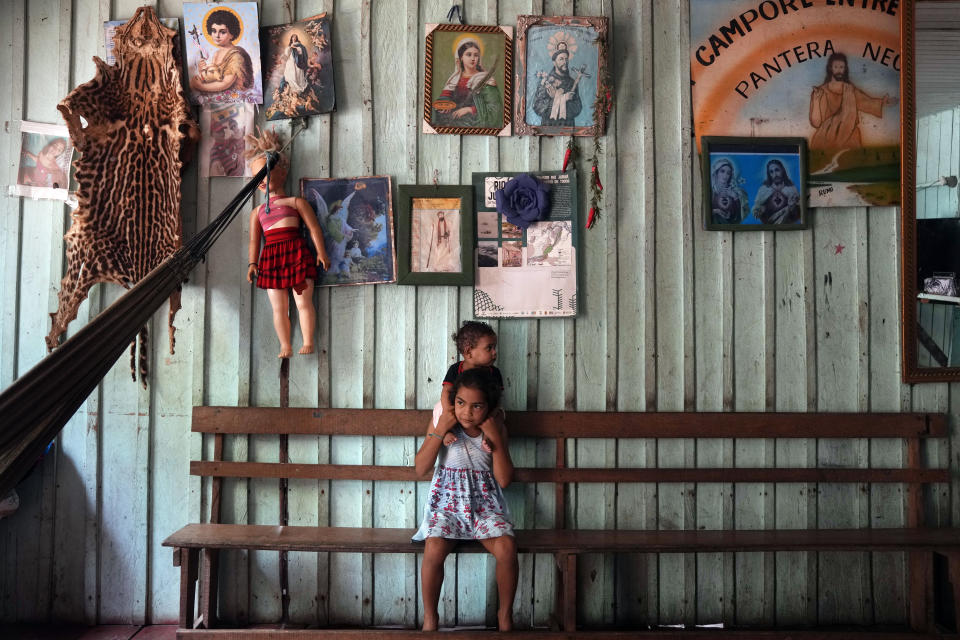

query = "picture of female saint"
(184, 3), (263, 104)
(282, 34), (309, 94)
(432, 35), (502, 128)
(710, 157), (748, 225)
(262, 15), (335, 120)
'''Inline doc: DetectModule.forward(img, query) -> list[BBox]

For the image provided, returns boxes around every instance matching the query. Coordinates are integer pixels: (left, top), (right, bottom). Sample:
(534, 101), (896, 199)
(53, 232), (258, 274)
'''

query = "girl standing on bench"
(413, 368), (517, 631)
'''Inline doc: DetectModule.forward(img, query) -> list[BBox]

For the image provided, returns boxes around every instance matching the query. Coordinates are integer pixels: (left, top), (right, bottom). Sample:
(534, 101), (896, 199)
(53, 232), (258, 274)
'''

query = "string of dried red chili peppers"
(582, 34), (613, 229)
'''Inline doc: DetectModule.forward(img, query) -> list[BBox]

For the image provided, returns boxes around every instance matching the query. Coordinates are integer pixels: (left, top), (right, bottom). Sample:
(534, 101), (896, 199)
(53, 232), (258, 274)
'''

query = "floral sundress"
(412, 420), (514, 541)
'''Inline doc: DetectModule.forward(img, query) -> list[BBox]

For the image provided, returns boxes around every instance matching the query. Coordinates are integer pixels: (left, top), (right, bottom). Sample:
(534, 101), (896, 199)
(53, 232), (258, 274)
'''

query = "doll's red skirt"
(256, 227), (317, 294)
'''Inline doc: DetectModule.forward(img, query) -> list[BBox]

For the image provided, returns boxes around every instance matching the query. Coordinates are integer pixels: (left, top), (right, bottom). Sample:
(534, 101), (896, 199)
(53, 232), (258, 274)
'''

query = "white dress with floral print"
(412, 417), (514, 541)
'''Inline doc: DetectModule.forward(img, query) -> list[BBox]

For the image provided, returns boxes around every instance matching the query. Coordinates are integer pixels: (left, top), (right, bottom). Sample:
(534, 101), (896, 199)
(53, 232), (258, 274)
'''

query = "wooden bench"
(164, 407), (960, 638)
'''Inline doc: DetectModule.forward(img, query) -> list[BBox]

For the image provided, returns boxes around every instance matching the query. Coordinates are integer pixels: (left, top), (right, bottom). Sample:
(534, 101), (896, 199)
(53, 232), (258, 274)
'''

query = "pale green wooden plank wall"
(0, 0), (957, 629)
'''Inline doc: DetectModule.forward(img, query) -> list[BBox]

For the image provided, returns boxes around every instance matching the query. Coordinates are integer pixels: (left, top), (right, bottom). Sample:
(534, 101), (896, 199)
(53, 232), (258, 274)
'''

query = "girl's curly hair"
(242, 128), (290, 173)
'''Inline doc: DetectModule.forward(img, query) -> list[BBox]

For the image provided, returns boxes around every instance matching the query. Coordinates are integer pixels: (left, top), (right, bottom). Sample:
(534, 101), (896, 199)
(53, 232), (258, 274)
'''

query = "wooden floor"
(0, 625), (177, 640)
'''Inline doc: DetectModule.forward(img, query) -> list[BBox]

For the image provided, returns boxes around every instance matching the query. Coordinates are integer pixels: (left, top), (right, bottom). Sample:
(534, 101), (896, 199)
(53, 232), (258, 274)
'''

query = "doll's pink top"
(259, 196), (299, 230)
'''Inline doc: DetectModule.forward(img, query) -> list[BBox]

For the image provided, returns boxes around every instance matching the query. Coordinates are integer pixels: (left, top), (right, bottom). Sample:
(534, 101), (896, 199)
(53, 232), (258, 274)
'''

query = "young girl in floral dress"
(413, 368), (517, 631)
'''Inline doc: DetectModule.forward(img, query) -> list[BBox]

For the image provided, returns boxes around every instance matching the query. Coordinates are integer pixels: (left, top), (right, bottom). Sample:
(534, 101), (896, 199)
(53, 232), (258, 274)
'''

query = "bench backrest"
(191, 407), (949, 528)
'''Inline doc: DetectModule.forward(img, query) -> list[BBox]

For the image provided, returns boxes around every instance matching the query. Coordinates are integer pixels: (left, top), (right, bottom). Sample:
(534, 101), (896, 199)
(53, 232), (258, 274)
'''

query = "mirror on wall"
(902, 0), (960, 382)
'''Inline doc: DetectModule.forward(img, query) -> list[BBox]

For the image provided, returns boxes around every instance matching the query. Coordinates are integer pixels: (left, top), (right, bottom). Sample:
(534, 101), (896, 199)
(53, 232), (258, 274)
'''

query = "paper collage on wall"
(9, 120), (74, 202)
(199, 103), (255, 178)
(300, 176), (396, 287)
(689, 0), (900, 207)
(183, 2), (263, 105)
(472, 171), (577, 317)
(262, 14), (335, 120)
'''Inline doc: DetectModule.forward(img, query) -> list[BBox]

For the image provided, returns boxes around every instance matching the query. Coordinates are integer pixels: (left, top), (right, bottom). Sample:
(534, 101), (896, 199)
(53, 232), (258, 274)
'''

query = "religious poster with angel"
(9, 120), (74, 202)
(262, 14), (335, 121)
(183, 2), (263, 105)
(300, 176), (396, 287)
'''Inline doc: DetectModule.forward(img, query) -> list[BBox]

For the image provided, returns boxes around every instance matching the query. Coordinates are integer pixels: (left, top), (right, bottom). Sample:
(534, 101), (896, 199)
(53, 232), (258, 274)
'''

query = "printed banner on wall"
(690, 0), (900, 207)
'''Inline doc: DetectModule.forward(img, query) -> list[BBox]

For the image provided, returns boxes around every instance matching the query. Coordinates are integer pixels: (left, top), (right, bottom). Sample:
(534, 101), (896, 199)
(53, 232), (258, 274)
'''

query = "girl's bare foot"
(279, 345), (293, 359)
(299, 344), (315, 355)
(422, 612), (439, 631)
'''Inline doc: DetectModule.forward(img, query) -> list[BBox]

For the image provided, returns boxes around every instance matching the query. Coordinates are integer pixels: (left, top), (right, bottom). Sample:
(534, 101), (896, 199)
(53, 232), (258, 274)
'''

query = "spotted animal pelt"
(47, 6), (200, 383)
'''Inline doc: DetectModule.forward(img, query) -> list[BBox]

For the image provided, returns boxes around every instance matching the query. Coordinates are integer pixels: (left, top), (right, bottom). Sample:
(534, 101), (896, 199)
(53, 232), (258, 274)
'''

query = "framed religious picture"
(514, 15), (609, 137)
(8, 120), (74, 201)
(261, 13), (335, 120)
(395, 185), (474, 286)
(701, 136), (809, 231)
(423, 23), (513, 136)
(300, 175), (396, 287)
(183, 2), (263, 105)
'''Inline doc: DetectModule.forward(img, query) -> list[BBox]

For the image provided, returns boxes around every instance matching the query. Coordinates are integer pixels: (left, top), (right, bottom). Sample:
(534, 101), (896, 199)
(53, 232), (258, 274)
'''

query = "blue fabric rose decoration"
(494, 173), (550, 229)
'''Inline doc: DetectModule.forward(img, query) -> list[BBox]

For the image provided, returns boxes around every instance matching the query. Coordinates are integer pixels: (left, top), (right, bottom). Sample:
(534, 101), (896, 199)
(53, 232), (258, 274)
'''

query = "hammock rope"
(0, 154), (278, 498)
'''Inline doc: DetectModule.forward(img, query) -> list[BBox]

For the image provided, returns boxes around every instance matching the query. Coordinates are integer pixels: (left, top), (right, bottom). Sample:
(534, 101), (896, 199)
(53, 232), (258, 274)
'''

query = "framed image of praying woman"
(261, 14), (335, 120)
(183, 2), (263, 105)
(395, 185), (475, 286)
(423, 24), (513, 136)
(514, 15), (608, 137)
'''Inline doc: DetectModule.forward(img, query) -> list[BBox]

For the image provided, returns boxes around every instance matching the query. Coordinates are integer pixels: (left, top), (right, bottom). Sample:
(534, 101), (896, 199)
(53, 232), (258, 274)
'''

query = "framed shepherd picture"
(423, 23), (513, 136)
(701, 136), (809, 231)
(396, 185), (475, 286)
(300, 176), (396, 287)
(514, 15), (608, 137)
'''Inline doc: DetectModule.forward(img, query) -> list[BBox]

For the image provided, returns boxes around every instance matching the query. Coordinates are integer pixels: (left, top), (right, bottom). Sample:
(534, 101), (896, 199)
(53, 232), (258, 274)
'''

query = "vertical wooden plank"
(772, 227), (818, 627)
(815, 208), (871, 626)
(370, 0), (418, 627)
(327, 0), (376, 625)
(650, 0), (695, 627)
(866, 205), (910, 626)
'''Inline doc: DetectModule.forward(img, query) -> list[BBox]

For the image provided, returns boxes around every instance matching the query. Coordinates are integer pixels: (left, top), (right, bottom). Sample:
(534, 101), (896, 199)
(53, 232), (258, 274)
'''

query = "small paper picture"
(478, 241), (498, 267)
(411, 198), (462, 273)
(199, 103), (255, 178)
(300, 176), (396, 287)
(261, 14), (335, 120)
(9, 120), (74, 201)
(183, 2), (263, 105)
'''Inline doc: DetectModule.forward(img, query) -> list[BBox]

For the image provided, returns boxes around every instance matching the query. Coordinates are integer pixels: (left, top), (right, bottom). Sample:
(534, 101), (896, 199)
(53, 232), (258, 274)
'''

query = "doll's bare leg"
(478, 535), (518, 631)
(292, 279), (316, 354)
(421, 537), (455, 631)
(266, 288), (293, 358)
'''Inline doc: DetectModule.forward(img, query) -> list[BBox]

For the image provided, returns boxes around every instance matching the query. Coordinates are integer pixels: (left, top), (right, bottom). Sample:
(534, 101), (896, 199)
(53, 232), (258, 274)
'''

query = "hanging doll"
(245, 129), (330, 358)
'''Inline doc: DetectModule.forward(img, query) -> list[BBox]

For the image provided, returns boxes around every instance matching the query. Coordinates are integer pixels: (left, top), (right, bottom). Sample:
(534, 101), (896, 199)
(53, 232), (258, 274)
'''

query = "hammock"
(0, 157), (276, 499)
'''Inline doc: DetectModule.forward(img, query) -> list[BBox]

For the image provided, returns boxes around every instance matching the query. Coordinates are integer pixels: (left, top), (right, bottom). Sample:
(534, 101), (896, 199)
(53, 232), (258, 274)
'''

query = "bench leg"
(554, 553), (576, 632)
(197, 548), (219, 629)
(174, 547), (200, 629)
(909, 550), (934, 632)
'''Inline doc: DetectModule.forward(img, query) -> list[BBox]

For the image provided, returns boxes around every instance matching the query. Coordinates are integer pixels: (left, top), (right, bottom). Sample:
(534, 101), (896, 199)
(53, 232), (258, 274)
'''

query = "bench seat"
(165, 523), (960, 555)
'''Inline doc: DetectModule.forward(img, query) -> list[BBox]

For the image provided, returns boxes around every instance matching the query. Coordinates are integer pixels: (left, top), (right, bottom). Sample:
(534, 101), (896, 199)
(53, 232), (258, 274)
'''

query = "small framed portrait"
(300, 176), (396, 287)
(701, 136), (809, 231)
(423, 24), (513, 136)
(514, 15), (609, 137)
(9, 120), (74, 201)
(261, 13), (335, 121)
(396, 185), (475, 286)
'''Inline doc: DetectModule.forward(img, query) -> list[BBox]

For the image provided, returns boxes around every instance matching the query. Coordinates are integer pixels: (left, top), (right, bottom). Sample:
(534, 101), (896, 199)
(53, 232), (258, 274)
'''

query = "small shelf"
(918, 292), (960, 304)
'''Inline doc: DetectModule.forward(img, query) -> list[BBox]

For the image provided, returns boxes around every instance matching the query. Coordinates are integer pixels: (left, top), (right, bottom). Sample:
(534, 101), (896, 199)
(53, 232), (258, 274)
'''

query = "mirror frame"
(899, 0), (960, 382)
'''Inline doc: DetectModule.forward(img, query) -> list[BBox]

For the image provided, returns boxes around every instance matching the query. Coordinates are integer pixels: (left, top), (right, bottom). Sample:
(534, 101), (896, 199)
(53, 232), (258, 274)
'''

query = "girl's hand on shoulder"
(435, 407), (457, 436)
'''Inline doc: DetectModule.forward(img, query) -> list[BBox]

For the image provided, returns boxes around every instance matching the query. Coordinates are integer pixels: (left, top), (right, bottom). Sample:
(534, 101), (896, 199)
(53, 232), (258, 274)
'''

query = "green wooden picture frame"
(396, 184), (475, 286)
(701, 136), (809, 231)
